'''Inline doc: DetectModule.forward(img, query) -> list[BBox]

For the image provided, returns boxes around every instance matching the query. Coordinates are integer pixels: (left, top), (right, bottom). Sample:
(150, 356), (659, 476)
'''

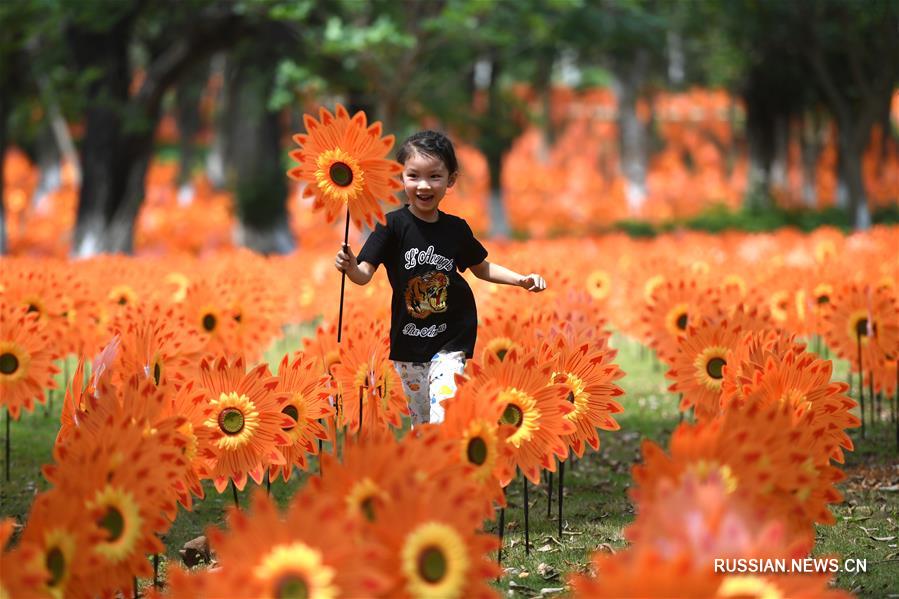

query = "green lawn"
(1, 331), (896, 597)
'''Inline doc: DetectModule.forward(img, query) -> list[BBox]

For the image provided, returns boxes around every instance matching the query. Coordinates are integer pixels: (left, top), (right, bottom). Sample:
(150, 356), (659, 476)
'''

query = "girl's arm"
(335, 245), (377, 285)
(469, 260), (546, 292)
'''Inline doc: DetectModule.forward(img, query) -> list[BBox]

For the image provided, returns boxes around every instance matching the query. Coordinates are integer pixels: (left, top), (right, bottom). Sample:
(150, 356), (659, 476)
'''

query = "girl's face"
(401, 150), (456, 222)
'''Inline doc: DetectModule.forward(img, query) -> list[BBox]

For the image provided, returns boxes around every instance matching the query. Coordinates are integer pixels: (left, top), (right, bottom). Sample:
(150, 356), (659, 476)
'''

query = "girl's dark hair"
(396, 130), (459, 174)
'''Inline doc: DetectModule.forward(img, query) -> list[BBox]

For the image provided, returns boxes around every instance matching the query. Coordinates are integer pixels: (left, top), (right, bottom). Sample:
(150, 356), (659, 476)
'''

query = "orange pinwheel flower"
(569, 544), (851, 599)
(667, 309), (769, 421)
(0, 301), (59, 419)
(371, 464), (500, 599)
(182, 278), (239, 356)
(466, 348), (575, 484)
(739, 348), (859, 466)
(193, 490), (387, 598)
(312, 429), (458, 527)
(440, 378), (516, 515)
(639, 277), (721, 366)
(195, 355), (293, 492)
(42, 408), (189, 596)
(633, 402), (844, 541)
(288, 104), (403, 230)
(270, 352), (334, 482)
(821, 282), (899, 378)
(109, 302), (202, 389)
(541, 326), (625, 457)
(331, 321), (407, 435)
(2, 489), (104, 599)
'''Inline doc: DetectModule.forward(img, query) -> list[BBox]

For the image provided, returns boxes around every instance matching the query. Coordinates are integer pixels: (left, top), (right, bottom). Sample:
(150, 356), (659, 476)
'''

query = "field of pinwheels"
(2, 225), (898, 598)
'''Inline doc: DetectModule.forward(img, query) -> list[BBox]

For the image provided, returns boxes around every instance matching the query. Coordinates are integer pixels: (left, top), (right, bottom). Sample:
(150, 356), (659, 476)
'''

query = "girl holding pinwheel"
(335, 130), (546, 425)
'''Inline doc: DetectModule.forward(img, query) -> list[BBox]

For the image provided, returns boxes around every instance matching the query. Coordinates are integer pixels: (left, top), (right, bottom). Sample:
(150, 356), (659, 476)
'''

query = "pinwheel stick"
(558, 459), (565, 540)
(856, 331), (866, 439)
(230, 479), (240, 509)
(546, 470), (553, 517)
(523, 474), (530, 556)
(337, 206), (351, 343)
(4, 408), (9, 482)
(497, 505), (505, 568)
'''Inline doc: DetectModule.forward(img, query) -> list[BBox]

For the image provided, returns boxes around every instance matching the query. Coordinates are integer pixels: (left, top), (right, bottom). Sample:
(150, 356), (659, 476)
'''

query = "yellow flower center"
(0, 342), (30, 382)
(554, 371), (589, 421)
(204, 392), (260, 450)
(643, 275), (665, 305)
(586, 270), (611, 300)
(718, 575), (783, 599)
(665, 303), (690, 336)
(33, 528), (76, 595)
(107, 285), (138, 307)
(721, 274), (747, 297)
(460, 420), (498, 482)
(401, 522), (469, 599)
(346, 478), (387, 522)
(847, 310), (876, 343)
(177, 421), (198, 462)
(254, 542), (338, 599)
(315, 148), (365, 204)
(88, 485), (143, 563)
(769, 290), (789, 322)
(498, 388), (540, 448)
(485, 337), (519, 362)
(694, 346), (729, 391)
(688, 461), (738, 494)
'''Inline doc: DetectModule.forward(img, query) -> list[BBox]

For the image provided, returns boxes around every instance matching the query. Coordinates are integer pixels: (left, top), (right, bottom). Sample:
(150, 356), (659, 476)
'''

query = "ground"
(2, 330), (897, 597)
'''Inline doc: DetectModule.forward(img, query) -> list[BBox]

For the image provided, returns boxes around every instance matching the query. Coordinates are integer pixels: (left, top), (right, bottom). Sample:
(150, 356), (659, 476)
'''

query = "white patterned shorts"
(393, 350), (467, 425)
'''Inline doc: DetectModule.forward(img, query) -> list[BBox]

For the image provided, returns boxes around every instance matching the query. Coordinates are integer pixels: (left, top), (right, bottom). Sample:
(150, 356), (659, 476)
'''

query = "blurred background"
(1, 0), (897, 258)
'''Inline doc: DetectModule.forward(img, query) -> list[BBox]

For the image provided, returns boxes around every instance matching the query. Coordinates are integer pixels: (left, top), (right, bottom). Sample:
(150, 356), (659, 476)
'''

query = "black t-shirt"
(357, 205), (488, 362)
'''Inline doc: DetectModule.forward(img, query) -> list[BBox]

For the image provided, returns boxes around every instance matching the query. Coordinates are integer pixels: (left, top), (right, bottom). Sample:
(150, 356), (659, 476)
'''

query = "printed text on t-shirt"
(402, 323), (447, 338)
(404, 246), (454, 272)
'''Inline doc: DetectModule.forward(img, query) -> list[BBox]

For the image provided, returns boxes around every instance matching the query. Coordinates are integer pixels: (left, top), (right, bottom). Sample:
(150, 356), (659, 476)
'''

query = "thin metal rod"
(4, 409), (9, 482)
(358, 385), (364, 436)
(153, 553), (160, 589)
(497, 506), (505, 567)
(546, 470), (553, 517)
(230, 479), (240, 509)
(523, 475), (530, 556)
(856, 332), (866, 439)
(336, 206), (351, 343)
(266, 471), (271, 495)
(558, 460), (565, 540)
(868, 370), (876, 424)
(318, 436), (324, 477)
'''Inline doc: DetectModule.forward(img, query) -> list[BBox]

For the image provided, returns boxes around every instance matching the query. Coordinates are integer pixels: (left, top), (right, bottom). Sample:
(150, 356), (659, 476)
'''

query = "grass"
(2, 330), (897, 597)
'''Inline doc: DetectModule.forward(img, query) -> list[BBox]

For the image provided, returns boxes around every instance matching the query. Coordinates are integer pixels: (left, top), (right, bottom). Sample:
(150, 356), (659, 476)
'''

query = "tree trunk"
(614, 49), (650, 217)
(837, 127), (871, 230)
(175, 66), (205, 200)
(32, 125), (62, 211)
(478, 55), (511, 238)
(799, 110), (825, 208)
(229, 48), (294, 255)
(743, 81), (775, 210)
(206, 52), (229, 189)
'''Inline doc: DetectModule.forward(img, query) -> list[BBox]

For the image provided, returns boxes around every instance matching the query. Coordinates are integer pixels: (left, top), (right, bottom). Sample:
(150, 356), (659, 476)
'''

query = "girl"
(335, 130), (546, 425)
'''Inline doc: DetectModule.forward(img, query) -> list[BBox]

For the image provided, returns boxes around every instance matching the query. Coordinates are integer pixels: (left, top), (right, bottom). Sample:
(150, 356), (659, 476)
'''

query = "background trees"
(2, 0), (897, 255)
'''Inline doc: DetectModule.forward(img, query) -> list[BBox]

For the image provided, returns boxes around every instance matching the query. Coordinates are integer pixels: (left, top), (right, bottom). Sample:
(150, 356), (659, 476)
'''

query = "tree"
(800, 0), (899, 229)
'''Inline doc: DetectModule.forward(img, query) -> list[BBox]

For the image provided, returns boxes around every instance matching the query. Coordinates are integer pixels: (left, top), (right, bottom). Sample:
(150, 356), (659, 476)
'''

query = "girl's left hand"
(519, 273), (546, 292)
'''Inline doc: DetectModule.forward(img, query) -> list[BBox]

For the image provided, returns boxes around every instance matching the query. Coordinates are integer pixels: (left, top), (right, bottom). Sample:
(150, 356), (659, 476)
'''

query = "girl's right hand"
(335, 245), (358, 273)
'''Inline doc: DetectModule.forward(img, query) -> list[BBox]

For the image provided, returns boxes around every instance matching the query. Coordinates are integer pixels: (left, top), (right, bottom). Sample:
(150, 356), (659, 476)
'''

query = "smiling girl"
(334, 130), (546, 425)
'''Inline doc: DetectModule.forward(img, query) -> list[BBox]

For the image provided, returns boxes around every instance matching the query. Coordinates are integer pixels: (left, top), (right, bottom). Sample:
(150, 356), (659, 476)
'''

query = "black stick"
(133, 577), (139, 598)
(336, 206), (351, 343)
(153, 553), (160, 589)
(856, 332), (866, 439)
(523, 474), (530, 556)
(558, 459), (565, 540)
(4, 409), (9, 482)
(318, 436), (324, 477)
(358, 385), (364, 437)
(895, 359), (898, 452)
(547, 469), (553, 518)
(230, 479), (240, 509)
(497, 505), (506, 567)
(266, 470), (271, 495)
(869, 370), (876, 425)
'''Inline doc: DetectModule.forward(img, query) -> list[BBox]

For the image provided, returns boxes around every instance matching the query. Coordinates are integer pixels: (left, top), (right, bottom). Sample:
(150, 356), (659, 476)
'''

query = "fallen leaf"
(871, 536), (896, 542)
(537, 544), (555, 552)
(518, 571), (530, 578)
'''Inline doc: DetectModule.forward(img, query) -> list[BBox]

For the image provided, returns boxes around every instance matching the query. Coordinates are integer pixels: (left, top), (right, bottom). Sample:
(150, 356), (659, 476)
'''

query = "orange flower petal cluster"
(288, 104), (403, 230)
